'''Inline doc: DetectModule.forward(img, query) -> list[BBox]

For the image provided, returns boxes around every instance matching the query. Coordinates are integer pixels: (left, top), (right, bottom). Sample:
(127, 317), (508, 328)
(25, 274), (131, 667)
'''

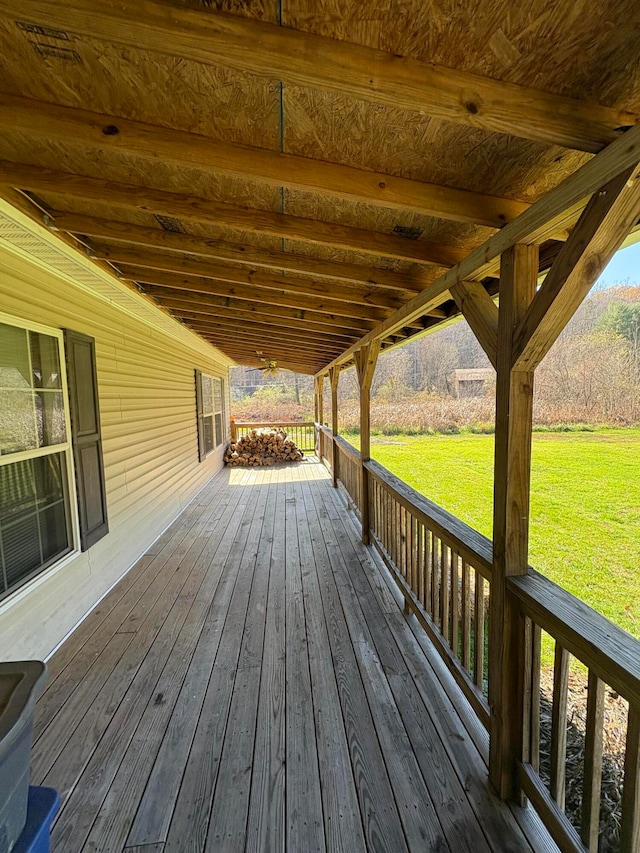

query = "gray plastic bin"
(0, 661), (48, 853)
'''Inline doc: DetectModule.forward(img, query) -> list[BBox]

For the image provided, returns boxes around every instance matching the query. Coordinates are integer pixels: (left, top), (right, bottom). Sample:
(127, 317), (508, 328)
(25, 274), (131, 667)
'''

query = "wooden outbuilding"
(0, 2), (640, 851)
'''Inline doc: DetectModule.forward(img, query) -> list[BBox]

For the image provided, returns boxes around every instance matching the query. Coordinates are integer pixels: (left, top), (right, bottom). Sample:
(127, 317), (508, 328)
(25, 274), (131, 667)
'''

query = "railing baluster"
(581, 671), (605, 849)
(408, 513), (415, 594)
(425, 529), (432, 611)
(441, 544), (450, 643)
(461, 559), (471, 671)
(474, 571), (485, 689)
(417, 521), (425, 607)
(529, 622), (541, 773)
(451, 549), (459, 654)
(550, 642), (570, 809)
(397, 499), (402, 574)
(431, 536), (439, 623)
(399, 501), (404, 576)
(621, 702), (640, 852)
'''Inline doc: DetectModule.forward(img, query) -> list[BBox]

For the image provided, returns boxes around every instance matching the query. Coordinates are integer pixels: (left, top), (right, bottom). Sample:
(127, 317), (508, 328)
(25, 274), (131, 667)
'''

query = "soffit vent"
(393, 225), (424, 240)
(0, 203), (232, 365)
(154, 214), (186, 233)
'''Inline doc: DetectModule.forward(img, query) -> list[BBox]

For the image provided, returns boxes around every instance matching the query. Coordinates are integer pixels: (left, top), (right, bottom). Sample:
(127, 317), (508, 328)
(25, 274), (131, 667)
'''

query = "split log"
(224, 427), (304, 466)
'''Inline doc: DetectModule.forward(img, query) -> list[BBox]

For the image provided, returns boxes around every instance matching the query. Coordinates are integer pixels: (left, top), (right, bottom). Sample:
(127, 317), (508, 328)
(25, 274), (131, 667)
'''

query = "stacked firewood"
(224, 428), (304, 466)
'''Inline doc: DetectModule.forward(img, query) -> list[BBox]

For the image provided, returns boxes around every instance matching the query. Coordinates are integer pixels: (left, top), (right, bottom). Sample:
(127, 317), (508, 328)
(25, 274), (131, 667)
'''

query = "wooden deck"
(31, 458), (553, 853)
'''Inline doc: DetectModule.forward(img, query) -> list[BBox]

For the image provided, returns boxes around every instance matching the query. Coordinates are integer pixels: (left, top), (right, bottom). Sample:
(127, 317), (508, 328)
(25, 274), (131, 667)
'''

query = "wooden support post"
(313, 377), (320, 454)
(354, 341), (380, 544)
(489, 243), (538, 800)
(329, 365), (340, 487)
(317, 376), (324, 425)
(230, 415), (237, 443)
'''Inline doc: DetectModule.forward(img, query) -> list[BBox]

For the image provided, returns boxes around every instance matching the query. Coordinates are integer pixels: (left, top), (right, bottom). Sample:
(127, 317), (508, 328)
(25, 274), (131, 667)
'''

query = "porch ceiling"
(0, 0), (639, 373)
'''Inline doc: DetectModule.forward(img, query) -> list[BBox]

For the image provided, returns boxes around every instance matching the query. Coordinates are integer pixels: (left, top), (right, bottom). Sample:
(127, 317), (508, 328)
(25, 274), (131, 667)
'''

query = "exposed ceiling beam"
(192, 335), (347, 362)
(0, 162), (469, 266)
(129, 271), (389, 322)
(231, 357), (322, 374)
(317, 121), (640, 375)
(216, 343), (328, 365)
(0, 94), (527, 227)
(174, 312), (359, 343)
(2, 0), (636, 151)
(179, 312), (351, 343)
(194, 330), (345, 357)
(144, 290), (375, 334)
(50, 211), (431, 292)
(166, 308), (362, 342)
(90, 243), (410, 307)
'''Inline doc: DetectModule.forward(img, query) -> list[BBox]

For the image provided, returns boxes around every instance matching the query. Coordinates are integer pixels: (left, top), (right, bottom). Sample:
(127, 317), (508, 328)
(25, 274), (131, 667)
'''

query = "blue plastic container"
(11, 788), (59, 853)
(0, 662), (48, 853)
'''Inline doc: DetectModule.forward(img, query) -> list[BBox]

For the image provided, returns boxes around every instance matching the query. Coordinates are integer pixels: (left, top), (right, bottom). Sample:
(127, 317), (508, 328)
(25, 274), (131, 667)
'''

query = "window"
(195, 371), (226, 460)
(0, 319), (74, 599)
(213, 377), (224, 447)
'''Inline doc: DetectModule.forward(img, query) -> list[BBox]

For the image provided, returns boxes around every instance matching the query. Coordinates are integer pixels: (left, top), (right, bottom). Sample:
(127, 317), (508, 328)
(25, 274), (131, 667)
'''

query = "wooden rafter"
(197, 334), (344, 359)
(143, 291), (376, 334)
(181, 319), (349, 350)
(174, 311), (360, 341)
(1, 0), (636, 151)
(201, 336), (344, 360)
(0, 162), (466, 266)
(450, 280), (499, 369)
(217, 347), (325, 369)
(89, 244), (411, 307)
(512, 166), (640, 371)
(49, 212), (430, 292)
(317, 120), (640, 376)
(0, 94), (527, 227)
(234, 361), (323, 375)
(125, 269), (392, 322)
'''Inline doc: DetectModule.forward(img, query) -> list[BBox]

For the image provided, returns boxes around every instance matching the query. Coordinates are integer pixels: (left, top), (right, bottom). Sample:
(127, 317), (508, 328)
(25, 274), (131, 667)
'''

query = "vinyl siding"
(0, 245), (231, 660)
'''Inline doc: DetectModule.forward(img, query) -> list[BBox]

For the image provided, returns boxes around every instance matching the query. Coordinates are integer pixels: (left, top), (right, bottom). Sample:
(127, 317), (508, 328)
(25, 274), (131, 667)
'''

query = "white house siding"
(0, 235), (232, 661)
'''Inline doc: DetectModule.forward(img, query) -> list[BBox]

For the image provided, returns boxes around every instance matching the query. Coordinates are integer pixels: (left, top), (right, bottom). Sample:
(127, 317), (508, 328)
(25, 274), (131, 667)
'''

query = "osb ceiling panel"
(0, 20), (281, 144)
(281, 188), (495, 270)
(282, 86), (590, 201)
(282, 0), (640, 109)
(0, 134), (283, 212)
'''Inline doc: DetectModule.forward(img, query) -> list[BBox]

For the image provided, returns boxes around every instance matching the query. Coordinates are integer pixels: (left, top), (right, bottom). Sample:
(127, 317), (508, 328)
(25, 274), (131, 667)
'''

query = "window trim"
(213, 376), (225, 448)
(0, 311), (81, 602)
(196, 370), (226, 460)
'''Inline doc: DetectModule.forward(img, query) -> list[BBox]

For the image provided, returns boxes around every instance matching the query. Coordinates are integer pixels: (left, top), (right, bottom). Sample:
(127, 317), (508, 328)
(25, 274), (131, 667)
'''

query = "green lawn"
(358, 430), (640, 641)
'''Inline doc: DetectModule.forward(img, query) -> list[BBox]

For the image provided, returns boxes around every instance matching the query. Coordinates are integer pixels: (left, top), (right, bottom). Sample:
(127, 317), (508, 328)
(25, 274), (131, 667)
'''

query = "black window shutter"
(195, 369), (205, 462)
(64, 330), (109, 550)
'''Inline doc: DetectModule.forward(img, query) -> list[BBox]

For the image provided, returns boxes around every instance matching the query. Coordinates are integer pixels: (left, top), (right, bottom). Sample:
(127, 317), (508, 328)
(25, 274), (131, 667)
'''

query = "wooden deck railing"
(367, 458), (491, 727)
(509, 572), (640, 852)
(314, 424), (640, 852)
(231, 420), (316, 452)
(333, 436), (362, 518)
(316, 424), (333, 472)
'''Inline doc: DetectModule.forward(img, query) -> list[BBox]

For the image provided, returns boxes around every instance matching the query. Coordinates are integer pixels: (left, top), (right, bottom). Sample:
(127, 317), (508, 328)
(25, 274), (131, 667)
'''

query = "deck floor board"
(32, 458), (553, 853)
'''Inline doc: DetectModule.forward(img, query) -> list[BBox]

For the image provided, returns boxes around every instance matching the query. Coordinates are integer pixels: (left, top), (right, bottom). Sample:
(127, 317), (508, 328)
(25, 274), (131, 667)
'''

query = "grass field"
(349, 429), (640, 642)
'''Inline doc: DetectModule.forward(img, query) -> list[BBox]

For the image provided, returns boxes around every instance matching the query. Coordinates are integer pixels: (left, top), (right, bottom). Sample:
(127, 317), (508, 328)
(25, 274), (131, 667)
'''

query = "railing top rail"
(233, 421), (315, 428)
(510, 570), (640, 706)
(333, 434), (362, 464)
(365, 457), (493, 579)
